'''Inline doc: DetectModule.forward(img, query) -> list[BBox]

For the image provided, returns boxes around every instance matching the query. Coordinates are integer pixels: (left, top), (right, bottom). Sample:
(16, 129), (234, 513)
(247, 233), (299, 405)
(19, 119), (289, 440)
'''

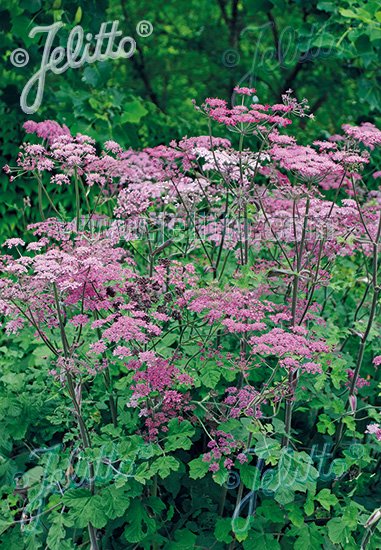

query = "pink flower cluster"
(346, 369), (370, 390)
(366, 424), (381, 441)
(24, 120), (70, 143)
(342, 122), (381, 149)
(127, 353), (193, 439)
(249, 327), (329, 373)
(202, 430), (247, 472)
(224, 386), (263, 419)
(185, 286), (273, 333)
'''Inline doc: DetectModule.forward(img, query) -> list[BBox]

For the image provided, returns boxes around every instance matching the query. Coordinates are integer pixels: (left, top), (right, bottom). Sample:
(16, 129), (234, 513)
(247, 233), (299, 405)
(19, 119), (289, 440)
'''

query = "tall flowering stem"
(335, 206), (381, 449)
(53, 283), (99, 549)
(282, 195), (311, 447)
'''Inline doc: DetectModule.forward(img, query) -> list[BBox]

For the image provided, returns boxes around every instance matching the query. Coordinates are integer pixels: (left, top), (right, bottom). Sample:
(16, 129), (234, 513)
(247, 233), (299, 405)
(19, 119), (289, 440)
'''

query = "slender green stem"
(171, 178), (215, 274)
(37, 177), (44, 220)
(215, 190), (230, 277)
(335, 209), (381, 451)
(103, 370), (118, 428)
(218, 485), (228, 516)
(282, 197), (311, 447)
(53, 283), (99, 549)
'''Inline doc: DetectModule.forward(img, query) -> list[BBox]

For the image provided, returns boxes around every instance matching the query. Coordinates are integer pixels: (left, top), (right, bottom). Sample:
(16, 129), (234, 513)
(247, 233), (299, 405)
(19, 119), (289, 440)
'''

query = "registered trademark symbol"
(136, 20), (153, 38)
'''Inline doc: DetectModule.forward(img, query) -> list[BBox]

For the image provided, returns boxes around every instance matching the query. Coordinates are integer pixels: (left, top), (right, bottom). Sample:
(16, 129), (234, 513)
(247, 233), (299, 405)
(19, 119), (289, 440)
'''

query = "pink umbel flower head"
(234, 86), (257, 96)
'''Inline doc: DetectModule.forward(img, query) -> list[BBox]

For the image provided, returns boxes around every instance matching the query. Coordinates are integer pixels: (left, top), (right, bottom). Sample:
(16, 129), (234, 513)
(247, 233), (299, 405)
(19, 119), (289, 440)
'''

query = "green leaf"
(262, 450), (318, 505)
(355, 34), (373, 54)
(74, 6), (82, 23)
(123, 501), (156, 543)
(200, 365), (221, 388)
(254, 435), (281, 464)
(292, 524), (324, 550)
(286, 503), (304, 527)
(327, 517), (351, 544)
(146, 496), (166, 514)
(257, 500), (285, 523)
(213, 466), (229, 486)
(62, 489), (108, 529)
(164, 419), (195, 452)
(47, 515), (65, 550)
(317, 1), (337, 12)
(343, 415), (356, 431)
(245, 0), (273, 13)
(150, 456), (179, 479)
(304, 490), (315, 516)
(317, 414), (335, 435)
(339, 8), (359, 19)
(232, 517), (251, 542)
(22, 466), (44, 486)
(243, 529), (281, 549)
(315, 488), (338, 511)
(120, 99), (148, 124)
(82, 67), (100, 87)
(339, 6), (374, 24)
(239, 463), (261, 490)
(134, 461), (152, 484)
(101, 485), (130, 519)
(0, 518), (11, 537)
(214, 517), (233, 543)
(343, 503), (359, 529)
(188, 456), (209, 479)
(166, 529), (197, 548)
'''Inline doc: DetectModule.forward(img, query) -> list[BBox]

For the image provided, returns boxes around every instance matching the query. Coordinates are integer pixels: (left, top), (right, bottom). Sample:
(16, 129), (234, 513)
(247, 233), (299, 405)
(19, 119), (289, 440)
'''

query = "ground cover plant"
(0, 85), (381, 549)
